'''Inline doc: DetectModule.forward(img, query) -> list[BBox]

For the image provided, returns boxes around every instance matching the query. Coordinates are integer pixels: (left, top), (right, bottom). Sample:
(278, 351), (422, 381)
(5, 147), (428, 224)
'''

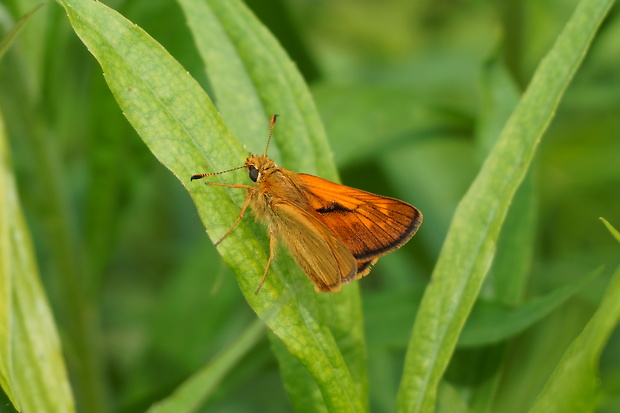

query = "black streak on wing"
(316, 201), (354, 214)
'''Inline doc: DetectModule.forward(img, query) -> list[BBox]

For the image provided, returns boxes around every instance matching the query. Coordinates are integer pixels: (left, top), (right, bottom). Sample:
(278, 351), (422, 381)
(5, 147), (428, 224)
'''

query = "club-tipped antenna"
(190, 164), (246, 181)
(263, 114), (279, 156)
(192, 114), (279, 181)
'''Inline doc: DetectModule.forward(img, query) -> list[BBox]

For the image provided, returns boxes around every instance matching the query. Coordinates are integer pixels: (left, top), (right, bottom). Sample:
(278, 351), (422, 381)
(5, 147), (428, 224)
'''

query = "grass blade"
(0, 99), (19, 413)
(0, 3), (45, 61)
(147, 319), (265, 413)
(177, 0), (367, 407)
(458, 269), (599, 347)
(528, 264), (620, 412)
(0, 107), (75, 412)
(58, 0), (365, 410)
(396, 0), (615, 411)
(178, 0), (338, 178)
(600, 217), (620, 242)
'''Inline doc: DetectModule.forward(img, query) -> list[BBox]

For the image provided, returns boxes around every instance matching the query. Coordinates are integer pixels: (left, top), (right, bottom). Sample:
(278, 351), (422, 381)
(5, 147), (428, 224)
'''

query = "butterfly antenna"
(263, 114), (279, 156)
(190, 164), (246, 181)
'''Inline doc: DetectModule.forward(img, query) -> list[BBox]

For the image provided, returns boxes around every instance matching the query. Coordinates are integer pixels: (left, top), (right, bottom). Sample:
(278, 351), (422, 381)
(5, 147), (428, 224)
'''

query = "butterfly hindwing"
(270, 199), (357, 292)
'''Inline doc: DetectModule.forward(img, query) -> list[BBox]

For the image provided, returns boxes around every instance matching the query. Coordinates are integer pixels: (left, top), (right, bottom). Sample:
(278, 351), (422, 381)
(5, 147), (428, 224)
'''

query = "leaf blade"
(396, 0), (616, 411)
(458, 269), (600, 347)
(58, 0), (366, 411)
(528, 264), (620, 412)
(147, 319), (266, 413)
(0, 104), (75, 413)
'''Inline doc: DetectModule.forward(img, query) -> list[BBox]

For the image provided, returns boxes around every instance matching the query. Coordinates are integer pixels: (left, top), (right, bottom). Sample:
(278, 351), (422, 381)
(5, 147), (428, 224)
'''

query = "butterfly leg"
(254, 229), (276, 294)
(214, 193), (252, 246)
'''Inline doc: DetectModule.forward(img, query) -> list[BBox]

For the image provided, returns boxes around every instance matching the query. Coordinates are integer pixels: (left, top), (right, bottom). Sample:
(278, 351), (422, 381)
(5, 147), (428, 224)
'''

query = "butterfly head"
(245, 155), (276, 183)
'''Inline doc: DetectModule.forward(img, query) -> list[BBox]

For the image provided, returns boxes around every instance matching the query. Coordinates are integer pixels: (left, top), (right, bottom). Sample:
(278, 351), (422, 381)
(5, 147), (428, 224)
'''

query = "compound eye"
(248, 165), (259, 182)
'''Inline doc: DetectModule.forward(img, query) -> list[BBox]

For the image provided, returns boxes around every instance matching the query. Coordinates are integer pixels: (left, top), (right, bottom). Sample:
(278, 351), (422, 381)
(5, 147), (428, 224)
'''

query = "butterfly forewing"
(298, 174), (422, 262)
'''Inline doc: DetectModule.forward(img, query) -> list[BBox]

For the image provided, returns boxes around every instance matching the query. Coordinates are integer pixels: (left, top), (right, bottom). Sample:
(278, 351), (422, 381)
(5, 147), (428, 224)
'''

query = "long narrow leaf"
(396, 0), (615, 411)
(458, 269), (599, 347)
(600, 217), (620, 242)
(528, 220), (620, 411)
(528, 263), (620, 412)
(462, 52), (527, 412)
(147, 319), (265, 413)
(0, 3), (45, 60)
(178, 0), (338, 177)
(57, 0), (364, 411)
(477, 53), (534, 306)
(177, 0), (367, 407)
(0, 100), (19, 413)
(0, 5), (49, 407)
(0, 107), (75, 412)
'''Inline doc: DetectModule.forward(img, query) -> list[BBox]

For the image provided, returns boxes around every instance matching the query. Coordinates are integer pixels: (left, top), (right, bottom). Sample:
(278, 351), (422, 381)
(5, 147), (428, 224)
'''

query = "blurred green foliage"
(0, 0), (618, 412)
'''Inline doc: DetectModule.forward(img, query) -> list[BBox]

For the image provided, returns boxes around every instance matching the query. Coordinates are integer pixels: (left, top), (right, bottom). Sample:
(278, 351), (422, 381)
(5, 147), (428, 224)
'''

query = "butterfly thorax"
(244, 155), (311, 223)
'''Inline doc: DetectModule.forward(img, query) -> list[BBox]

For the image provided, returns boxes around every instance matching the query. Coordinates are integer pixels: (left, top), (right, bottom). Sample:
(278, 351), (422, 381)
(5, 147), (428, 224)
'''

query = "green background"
(0, 0), (618, 412)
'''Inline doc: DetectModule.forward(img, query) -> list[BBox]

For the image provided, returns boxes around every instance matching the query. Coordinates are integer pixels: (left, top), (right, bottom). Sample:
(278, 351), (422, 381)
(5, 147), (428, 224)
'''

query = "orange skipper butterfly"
(192, 115), (422, 293)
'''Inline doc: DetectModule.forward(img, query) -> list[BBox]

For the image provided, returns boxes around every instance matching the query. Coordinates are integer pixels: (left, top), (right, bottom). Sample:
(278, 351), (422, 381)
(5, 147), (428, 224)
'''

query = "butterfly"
(192, 115), (422, 293)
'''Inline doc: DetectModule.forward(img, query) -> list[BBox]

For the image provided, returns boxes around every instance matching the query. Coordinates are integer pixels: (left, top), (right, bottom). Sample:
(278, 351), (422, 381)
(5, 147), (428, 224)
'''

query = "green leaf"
(58, 0), (365, 411)
(270, 335), (328, 413)
(458, 269), (599, 347)
(0, 106), (75, 412)
(0, 98), (18, 413)
(0, 3), (45, 61)
(600, 217), (620, 243)
(147, 319), (265, 413)
(396, 0), (615, 411)
(180, 0), (367, 406)
(528, 264), (620, 412)
(463, 53), (533, 411)
(476, 51), (535, 306)
(437, 380), (473, 413)
(312, 84), (470, 167)
(178, 0), (338, 178)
